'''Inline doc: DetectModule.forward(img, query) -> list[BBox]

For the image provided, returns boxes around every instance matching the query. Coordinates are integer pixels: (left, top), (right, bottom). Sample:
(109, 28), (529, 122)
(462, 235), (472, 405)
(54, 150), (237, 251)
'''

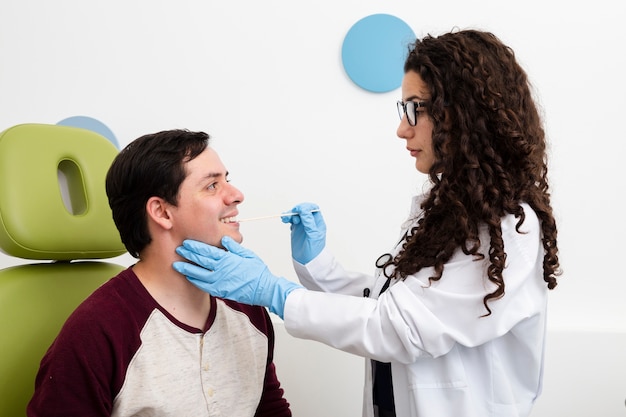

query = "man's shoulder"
(216, 298), (273, 334)
(61, 268), (153, 337)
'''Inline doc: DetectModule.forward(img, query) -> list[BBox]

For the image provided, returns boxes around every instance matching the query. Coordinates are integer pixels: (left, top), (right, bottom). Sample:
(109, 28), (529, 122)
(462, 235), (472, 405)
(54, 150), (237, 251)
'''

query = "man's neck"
(132, 253), (212, 331)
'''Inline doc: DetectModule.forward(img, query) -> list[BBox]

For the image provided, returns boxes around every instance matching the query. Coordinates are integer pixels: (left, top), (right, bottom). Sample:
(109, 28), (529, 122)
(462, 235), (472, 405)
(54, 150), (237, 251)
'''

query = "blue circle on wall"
(341, 14), (415, 93)
(57, 116), (119, 149)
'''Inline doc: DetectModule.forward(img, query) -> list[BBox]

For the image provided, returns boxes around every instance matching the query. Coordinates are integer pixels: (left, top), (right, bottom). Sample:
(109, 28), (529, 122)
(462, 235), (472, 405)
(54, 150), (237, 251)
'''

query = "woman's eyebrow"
(403, 95), (428, 102)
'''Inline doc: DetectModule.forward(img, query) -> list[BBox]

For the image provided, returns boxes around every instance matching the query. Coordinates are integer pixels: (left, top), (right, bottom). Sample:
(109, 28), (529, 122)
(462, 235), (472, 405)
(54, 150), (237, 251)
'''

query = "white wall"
(2, 1), (625, 415)
(273, 325), (626, 416)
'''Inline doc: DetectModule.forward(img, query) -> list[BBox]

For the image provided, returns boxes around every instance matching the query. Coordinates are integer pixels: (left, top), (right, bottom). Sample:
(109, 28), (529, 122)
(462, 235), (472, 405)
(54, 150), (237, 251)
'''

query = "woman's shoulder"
(499, 203), (543, 267)
(502, 202), (541, 235)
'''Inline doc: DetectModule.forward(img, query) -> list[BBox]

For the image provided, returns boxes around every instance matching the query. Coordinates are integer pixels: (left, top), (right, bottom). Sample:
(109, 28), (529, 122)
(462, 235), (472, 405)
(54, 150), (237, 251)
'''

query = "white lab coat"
(283, 196), (548, 417)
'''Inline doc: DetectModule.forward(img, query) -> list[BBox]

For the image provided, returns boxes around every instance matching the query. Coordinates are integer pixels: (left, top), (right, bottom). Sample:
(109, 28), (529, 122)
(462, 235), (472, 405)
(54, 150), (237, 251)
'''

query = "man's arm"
(255, 361), (292, 417)
(27, 310), (117, 417)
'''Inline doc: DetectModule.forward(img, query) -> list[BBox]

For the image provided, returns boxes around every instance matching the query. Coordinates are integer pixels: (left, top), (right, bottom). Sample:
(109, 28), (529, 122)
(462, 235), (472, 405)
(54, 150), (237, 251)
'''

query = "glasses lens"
(407, 102), (417, 125)
(396, 101), (404, 121)
(397, 101), (417, 126)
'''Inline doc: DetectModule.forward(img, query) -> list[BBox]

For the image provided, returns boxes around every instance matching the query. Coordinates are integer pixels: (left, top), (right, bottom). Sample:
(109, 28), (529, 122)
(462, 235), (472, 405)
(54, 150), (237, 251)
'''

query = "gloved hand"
(281, 202), (326, 264)
(173, 236), (302, 319)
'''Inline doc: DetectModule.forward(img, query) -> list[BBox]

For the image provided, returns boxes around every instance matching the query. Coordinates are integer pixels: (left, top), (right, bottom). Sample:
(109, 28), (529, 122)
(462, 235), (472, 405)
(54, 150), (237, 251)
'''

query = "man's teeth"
(220, 217), (237, 223)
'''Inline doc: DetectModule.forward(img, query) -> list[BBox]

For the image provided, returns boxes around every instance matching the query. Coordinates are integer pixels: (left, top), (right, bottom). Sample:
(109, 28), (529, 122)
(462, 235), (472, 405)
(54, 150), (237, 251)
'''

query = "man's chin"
(222, 232), (243, 246)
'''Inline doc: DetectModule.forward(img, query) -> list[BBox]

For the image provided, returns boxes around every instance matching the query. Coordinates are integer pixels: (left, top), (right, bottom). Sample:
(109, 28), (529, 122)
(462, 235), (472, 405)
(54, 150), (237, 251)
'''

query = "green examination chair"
(0, 123), (127, 416)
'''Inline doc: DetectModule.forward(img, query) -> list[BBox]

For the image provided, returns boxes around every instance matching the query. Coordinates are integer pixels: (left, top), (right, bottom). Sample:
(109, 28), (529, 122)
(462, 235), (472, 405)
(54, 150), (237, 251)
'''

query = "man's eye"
(207, 182), (217, 190)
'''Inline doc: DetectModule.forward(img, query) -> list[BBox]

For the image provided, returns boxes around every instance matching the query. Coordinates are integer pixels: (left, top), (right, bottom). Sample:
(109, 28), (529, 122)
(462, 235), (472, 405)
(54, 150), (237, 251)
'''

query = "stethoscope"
(374, 253), (394, 296)
(361, 253), (393, 298)
(365, 231), (409, 298)
(363, 236), (406, 298)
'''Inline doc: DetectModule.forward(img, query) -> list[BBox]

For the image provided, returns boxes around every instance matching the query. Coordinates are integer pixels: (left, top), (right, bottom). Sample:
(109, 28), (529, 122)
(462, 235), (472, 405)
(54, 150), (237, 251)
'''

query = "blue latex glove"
(173, 236), (302, 319)
(281, 202), (326, 264)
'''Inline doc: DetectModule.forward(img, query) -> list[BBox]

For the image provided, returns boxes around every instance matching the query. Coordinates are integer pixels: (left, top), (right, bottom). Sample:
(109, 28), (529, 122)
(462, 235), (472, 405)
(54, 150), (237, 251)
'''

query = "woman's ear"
(145, 196), (173, 230)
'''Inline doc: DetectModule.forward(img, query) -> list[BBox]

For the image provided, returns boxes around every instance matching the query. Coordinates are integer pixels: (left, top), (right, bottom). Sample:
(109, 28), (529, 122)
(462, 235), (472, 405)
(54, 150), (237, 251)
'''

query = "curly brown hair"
(382, 29), (561, 316)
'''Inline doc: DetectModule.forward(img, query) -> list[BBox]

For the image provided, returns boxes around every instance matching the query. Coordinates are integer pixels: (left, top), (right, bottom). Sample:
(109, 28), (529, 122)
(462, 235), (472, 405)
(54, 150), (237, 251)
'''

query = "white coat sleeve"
(292, 248), (374, 297)
(283, 204), (548, 363)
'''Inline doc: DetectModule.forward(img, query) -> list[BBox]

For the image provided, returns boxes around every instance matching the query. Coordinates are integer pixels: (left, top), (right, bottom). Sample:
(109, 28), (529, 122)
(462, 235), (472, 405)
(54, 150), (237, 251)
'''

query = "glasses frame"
(397, 100), (429, 126)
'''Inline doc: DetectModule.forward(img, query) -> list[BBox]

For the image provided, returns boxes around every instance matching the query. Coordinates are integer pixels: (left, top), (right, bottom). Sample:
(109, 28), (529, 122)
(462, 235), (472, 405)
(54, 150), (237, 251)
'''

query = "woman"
(174, 29), (561, 417)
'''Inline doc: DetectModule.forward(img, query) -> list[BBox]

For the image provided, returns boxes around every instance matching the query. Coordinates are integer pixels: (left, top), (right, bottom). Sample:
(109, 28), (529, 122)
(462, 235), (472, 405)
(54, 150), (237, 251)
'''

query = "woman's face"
(396, 70), (435, 174)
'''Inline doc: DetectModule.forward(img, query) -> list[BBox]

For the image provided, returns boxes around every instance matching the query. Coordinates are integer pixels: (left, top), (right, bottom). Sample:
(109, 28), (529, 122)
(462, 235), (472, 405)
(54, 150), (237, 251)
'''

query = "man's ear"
(146, 196), (174, 230)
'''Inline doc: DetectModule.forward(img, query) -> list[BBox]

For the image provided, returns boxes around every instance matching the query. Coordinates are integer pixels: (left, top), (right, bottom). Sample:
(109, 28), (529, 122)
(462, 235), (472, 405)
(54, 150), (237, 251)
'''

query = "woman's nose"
(396, 117), (412, 140)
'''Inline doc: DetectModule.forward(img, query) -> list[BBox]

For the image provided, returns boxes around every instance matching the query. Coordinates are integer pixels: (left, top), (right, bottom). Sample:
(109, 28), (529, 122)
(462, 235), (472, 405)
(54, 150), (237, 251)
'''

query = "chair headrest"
(0, 124), (126, 260)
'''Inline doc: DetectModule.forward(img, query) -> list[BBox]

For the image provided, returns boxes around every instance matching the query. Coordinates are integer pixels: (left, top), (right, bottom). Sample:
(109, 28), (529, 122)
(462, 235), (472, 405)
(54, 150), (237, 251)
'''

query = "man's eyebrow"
(203, 170), (228, 179)
(194, 172), (220, 187)
(198, 171), (229, 185)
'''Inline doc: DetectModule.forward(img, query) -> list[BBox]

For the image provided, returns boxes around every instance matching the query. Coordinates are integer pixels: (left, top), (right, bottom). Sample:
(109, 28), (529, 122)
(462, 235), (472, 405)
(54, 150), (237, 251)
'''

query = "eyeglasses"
(396, 100), (428, 126)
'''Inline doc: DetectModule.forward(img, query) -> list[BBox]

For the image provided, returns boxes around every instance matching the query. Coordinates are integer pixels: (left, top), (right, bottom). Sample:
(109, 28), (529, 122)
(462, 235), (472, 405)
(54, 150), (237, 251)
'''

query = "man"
(27, 129), (291, 416)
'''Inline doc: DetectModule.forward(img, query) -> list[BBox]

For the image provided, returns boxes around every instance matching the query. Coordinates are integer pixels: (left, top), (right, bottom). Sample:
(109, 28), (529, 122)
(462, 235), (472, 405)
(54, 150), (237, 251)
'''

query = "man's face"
(170, 147), (244, 248)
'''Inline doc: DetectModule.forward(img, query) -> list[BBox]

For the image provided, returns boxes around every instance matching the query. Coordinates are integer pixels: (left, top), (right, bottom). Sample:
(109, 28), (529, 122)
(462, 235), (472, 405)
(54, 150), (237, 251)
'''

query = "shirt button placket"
(200, 334), (220, 416)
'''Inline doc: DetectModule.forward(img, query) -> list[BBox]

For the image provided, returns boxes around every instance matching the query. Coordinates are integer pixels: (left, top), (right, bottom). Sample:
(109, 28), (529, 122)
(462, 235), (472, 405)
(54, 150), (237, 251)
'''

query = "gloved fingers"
(181, 239), (226, 258)
(221, 236), (255, 258)
(176, 246), (221, 270)
(294, 202), (320, 214)
(298, 210), (326, 237)
(298, 211), (318, 234)
(281, 213), (301, 225)
(281, 206), (302, 225)
(172, 261), (216, 282)
(311, 210), (327, 231)
(186, 276), (222, 297)
(282, 202), (320, 225)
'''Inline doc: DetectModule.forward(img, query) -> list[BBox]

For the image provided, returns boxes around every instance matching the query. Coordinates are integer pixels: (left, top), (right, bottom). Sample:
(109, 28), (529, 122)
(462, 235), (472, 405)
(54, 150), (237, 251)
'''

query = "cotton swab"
(238, 209), (320, 222)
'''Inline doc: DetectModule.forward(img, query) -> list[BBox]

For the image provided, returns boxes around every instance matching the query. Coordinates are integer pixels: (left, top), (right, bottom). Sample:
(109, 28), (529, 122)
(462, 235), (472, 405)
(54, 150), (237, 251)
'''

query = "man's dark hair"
(105, 129), (209, 257)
